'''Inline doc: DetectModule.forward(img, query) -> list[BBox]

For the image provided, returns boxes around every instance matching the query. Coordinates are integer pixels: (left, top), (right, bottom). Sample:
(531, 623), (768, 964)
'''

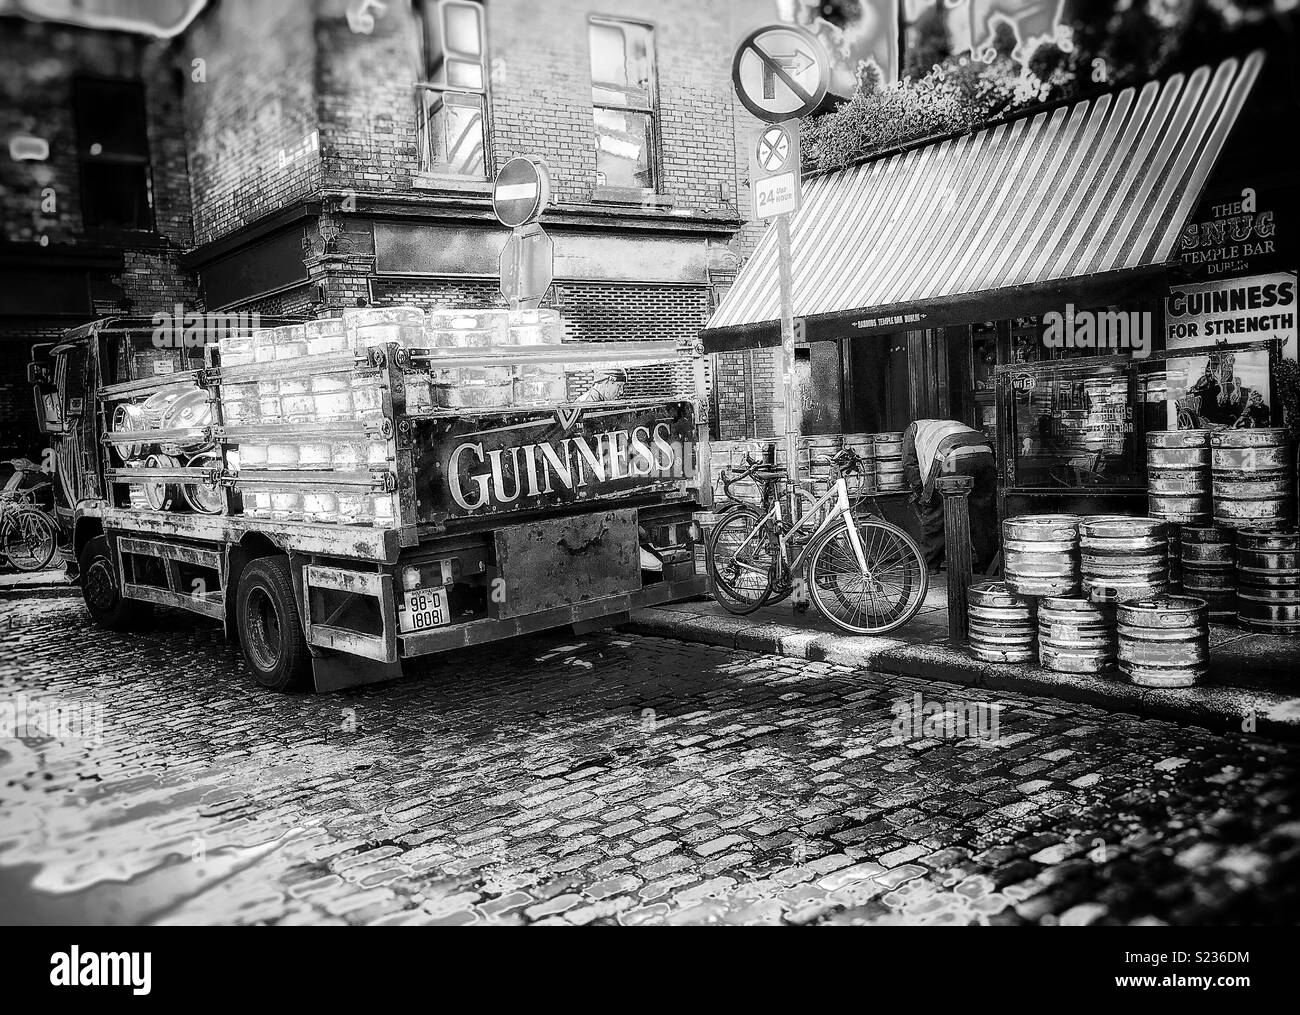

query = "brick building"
(1, 0), (802, 459)
(0, 10), (199, 458)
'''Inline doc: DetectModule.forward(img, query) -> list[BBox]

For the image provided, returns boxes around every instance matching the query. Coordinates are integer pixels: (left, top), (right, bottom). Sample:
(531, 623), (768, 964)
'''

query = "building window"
(414, 0), (490, 179)
(73, 79), (153, 231)
(588, 17), (659, 196)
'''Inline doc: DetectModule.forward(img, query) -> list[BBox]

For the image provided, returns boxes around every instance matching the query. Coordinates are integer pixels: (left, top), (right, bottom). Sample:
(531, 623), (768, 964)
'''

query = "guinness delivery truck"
(27, 307), (709, 691)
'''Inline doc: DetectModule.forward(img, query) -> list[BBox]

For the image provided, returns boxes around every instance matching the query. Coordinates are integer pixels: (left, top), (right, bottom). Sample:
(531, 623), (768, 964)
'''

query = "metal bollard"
(938, 474), (975, 642)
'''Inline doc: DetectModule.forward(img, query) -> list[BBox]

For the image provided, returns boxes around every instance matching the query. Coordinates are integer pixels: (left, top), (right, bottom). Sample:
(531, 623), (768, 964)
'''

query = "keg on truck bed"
(1179, 524), (1237, 620)
(1235, 526), (1300, 635)
(1146, 429), (1211, 524)
(1037, 596), (1116, 673)
(1211, 428), (1295, 530)
(967, 581), (1035, 663)
(1002, 515), (1081, 597)
(1079, 515), (1169, 603)
(1117, 596), (1210, 688)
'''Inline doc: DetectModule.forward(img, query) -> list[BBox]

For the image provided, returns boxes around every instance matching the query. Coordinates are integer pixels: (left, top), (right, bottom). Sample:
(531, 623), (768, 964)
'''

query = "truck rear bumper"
(399, 574), (706, 657)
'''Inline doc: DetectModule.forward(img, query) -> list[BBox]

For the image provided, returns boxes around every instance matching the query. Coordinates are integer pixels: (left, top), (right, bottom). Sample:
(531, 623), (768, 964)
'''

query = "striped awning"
(704, 52), (1263, 349)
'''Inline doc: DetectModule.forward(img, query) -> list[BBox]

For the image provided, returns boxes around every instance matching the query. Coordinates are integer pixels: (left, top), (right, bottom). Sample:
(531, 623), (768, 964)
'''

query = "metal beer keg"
(967, 581), (1036, 663)
(1003, 515), (1081, 597)
(1235, 526), (1300, 635)
(1211, 428), (1295, 530)
(1117, 596), (1210, 688)
(1179, 525), (1237, 620)
(1079, 515), (1168, 603)
(1038, 596), (1116, 673)
(1146, 430), (1211, 524)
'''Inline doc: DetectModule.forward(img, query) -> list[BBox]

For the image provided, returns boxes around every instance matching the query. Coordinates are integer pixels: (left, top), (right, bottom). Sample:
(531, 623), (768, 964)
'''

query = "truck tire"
(79, 535), (154, 631)
(235, 555), (310, 692)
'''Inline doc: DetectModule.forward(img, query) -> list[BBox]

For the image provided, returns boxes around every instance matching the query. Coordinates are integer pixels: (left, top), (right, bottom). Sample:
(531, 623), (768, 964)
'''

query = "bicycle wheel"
(806, 518), (928, 635)
(2, 506), (58, 572)
(706, 506), (776, 615)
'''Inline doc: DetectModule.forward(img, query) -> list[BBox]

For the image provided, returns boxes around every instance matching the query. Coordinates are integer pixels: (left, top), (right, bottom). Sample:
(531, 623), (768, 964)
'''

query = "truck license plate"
(399, 587), (449, 633)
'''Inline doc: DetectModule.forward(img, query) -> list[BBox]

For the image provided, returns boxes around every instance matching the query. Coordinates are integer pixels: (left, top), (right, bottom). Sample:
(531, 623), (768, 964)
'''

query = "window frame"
(587, 15), (662, 201)
(72, 75), (156, 234)
(412, 0), (493, 184)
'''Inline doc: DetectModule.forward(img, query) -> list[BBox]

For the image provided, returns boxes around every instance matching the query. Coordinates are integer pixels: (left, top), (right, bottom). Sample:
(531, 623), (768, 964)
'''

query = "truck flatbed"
(99, 507), (402, 562)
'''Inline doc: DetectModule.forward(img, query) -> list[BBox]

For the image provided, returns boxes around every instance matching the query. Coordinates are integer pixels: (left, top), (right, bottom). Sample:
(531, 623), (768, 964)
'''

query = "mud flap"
(311, 651), (403, 693)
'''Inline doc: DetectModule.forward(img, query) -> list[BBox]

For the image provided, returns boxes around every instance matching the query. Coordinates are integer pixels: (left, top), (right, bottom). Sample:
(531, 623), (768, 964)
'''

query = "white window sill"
(412, 175), (493, 194)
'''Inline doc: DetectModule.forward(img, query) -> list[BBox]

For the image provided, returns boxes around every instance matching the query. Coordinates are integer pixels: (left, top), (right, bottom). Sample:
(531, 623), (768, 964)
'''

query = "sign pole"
(777, 211), (806, 609)
(509, 225), (522, 311)
(776, 211), (799, 489)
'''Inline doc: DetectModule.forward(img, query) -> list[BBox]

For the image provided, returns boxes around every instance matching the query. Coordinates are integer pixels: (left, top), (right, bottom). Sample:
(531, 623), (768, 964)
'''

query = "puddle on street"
(0, 735), (371, 924)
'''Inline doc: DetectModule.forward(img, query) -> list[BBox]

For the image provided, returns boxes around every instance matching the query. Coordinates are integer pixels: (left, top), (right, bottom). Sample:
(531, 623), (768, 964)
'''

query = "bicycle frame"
(726, 476), (870, 582)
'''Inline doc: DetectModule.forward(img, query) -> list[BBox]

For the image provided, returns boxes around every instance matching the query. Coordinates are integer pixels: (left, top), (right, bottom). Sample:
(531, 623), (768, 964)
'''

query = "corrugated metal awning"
(704, 52), (1263, 351)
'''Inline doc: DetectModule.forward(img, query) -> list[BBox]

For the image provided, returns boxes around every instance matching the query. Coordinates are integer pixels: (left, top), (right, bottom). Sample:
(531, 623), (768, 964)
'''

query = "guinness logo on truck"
(555, 406), (583, 433)
(412, 403), (698, 521)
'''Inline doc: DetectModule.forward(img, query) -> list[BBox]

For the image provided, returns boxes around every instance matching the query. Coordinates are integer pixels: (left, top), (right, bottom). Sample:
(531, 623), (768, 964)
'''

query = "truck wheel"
(235, 556), (310, 692)
(79, 535), (154, 631)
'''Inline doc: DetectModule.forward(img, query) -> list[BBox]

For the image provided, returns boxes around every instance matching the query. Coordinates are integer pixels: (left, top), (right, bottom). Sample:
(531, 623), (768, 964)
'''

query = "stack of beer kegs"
(1210, 428), (1296, 531)
(1179, 525), (1237, 621)
(1147, 429), (1212, 592)
(966, 581), (1036, 663)
(1235, 525), (1300, 635)
(1078, 515), (1168, 604)
(873, 432), (907, 492)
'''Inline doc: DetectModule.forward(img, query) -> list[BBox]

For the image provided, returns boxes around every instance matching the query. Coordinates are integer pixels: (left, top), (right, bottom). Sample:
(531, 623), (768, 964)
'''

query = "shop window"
(414, 0), (490, 179)
(74, 78), (154, 231)
(588, 17), (659, 197)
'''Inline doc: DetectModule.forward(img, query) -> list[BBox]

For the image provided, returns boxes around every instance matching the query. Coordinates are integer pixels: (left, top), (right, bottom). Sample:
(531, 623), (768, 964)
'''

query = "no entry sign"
(731, 23), (829, 123)
(492, 156), (551, 228)
(751, 121), (801, 219)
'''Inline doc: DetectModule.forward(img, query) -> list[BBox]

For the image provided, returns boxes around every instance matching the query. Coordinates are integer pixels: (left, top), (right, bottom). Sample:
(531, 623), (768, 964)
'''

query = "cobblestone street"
(2, 594), (1298, 926)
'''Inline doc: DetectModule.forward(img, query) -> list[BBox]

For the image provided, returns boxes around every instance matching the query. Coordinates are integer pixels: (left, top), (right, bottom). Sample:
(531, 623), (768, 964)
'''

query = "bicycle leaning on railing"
(705, 447), (928, 635)
(0, 458), (60, 573)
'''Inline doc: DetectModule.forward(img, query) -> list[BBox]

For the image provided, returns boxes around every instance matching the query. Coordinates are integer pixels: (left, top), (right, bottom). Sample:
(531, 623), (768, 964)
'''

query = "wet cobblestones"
(1, 596), (1298, 925)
